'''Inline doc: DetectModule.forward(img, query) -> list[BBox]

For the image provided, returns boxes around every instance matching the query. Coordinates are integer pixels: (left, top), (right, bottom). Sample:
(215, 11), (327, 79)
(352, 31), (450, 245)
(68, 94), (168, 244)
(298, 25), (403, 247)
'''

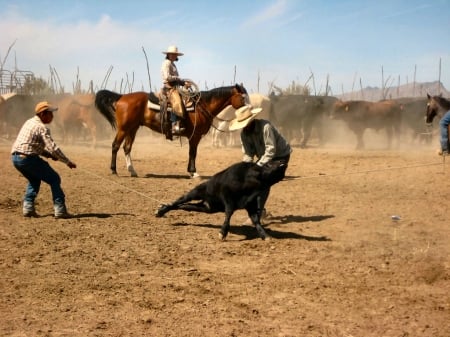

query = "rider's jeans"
(439, 110), (450, 152)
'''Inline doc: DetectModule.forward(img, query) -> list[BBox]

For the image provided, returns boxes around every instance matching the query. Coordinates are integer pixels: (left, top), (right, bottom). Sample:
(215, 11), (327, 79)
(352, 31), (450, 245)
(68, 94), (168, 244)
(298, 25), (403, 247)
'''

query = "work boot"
(54, 204), (73, 219)
(23, 210), (39, 218)
(23, 201), (38, 217)
(437, 149), (449, 156)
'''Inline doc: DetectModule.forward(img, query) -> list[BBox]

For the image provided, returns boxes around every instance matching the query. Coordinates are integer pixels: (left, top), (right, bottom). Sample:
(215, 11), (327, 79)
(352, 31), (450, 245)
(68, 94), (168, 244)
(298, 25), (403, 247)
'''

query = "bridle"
(195, 88), (247, 123)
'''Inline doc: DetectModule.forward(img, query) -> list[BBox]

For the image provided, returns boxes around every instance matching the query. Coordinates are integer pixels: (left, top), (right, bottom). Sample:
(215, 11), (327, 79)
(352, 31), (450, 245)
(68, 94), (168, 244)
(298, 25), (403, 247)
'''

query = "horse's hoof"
(190, 172), (200, 179)
(218, 232), (226, 241)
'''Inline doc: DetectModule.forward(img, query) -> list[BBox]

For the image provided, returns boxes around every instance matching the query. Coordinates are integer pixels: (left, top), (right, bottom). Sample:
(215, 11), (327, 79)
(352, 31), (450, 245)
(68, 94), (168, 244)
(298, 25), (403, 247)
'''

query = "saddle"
(146, 92), (195, 113)
(147, 92), (195, 140)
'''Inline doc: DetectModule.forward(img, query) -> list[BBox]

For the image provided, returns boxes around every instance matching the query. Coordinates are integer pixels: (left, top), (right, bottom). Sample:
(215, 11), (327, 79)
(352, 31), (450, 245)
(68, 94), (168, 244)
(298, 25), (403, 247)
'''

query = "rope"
(284, 161), (444, 181)
(78, 160), (446, 203)
(78, 167), (164, 204)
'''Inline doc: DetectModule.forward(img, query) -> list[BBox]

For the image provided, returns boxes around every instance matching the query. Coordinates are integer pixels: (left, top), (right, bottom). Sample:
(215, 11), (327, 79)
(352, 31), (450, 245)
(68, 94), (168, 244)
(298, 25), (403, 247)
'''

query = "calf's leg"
(248, 211), (268, 240)
(246, 197), (268, 240)
(219, 208), (234, 241)
(155, 186), (207, 217)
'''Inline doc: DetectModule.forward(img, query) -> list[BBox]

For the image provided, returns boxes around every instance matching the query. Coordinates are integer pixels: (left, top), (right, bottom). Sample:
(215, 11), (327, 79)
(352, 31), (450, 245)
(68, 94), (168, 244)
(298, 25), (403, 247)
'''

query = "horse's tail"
(95, 90), (122, 129)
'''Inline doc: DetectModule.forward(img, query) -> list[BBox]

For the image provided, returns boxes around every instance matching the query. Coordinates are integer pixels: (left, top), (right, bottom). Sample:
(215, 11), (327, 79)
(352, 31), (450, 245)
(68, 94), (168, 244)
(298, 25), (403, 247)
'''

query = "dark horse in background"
(95, 84), (248, 177)
(426, 94), (450, 153)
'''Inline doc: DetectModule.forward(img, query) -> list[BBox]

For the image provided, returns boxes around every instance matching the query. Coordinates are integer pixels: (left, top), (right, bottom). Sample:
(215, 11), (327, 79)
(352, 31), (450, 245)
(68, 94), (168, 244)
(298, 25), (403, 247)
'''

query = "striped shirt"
(11, 116), (71, 164)
(240, 119), (292, 166)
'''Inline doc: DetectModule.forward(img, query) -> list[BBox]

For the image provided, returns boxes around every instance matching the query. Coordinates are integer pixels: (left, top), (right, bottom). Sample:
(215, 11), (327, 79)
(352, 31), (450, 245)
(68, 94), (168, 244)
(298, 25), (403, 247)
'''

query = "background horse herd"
(0, 87), (447, 177)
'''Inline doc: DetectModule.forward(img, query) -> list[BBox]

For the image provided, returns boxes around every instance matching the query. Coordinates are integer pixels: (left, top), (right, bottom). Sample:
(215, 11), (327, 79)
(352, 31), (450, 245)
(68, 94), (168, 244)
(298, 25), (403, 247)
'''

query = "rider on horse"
(160, 45), (191, 140)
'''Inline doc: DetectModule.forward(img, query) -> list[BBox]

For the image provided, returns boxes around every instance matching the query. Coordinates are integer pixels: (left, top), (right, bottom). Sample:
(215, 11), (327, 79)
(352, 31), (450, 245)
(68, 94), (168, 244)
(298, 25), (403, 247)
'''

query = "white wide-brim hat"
(229, 105), (263, 131)
(162, 45), (184, 56)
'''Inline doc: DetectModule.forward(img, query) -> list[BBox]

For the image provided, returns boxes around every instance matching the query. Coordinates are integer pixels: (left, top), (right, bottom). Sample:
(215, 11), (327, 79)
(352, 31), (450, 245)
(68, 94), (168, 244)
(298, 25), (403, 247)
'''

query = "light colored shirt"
(240, 119), (292, 166)
(11, 116), (71, 164)
(161, 59), (180, 87)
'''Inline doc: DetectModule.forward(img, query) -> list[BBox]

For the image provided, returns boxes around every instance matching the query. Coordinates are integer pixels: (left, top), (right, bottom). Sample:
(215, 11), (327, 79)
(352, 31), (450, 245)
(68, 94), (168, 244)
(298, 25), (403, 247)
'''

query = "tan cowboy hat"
(162, 45), (184, 56)
(229, 105), (262, 131)
(35, 101), (58, 114)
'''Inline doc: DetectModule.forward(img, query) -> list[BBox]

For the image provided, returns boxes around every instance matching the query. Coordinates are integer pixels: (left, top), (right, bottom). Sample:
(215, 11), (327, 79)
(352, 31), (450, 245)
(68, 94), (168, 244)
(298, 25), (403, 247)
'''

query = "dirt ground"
(1, 129), (449, 337)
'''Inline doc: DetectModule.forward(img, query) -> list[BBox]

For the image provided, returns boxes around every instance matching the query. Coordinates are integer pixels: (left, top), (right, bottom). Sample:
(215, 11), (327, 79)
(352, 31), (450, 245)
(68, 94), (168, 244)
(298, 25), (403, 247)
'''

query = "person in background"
(438, 109), (450, 156)
(11, 101), (77, 218)
(229, 105), (292, 222)
(160, 45), (191, 140)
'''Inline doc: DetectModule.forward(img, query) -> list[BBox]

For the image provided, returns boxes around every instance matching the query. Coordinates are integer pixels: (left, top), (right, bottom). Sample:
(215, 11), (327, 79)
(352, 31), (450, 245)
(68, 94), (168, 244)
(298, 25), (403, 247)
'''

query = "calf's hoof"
(261, 234), (271, 241)
(218, 231), (227, 241)
(155, 204), (170, 217)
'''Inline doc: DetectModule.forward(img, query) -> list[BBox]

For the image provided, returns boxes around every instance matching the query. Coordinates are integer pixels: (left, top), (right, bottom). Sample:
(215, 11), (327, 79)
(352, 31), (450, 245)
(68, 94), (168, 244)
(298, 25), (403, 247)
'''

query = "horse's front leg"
(123, 131), (138, 177)
(111, 135), (122, 175)
(188, 137), (200, 178)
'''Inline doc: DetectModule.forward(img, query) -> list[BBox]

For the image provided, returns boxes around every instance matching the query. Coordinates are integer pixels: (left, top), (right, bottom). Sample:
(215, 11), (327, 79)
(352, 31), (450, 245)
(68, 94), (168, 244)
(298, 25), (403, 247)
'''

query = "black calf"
(155, 161), (287, 240)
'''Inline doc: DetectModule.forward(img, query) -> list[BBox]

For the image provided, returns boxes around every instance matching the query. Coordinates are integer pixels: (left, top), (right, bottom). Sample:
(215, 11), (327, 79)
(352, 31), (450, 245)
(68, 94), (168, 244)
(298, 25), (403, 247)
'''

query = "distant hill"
(337, 81), (449, 101)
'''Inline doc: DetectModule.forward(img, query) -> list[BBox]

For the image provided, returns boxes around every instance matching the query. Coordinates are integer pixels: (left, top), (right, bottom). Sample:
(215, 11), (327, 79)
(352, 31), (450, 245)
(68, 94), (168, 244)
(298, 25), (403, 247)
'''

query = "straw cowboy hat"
(35, 101), (58, 114)
(162, 45), (184, 56)
(229, 105), (263, 131)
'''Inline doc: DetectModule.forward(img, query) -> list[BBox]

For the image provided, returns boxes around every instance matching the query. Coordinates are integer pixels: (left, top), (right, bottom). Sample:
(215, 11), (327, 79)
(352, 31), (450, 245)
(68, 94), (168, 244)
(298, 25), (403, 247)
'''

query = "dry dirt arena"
(1, 129), (449, 337)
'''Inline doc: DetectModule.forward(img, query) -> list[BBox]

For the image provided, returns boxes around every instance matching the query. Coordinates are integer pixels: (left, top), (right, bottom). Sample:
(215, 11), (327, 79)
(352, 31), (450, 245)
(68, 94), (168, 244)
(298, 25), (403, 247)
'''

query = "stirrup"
(172, 122), (185, 134)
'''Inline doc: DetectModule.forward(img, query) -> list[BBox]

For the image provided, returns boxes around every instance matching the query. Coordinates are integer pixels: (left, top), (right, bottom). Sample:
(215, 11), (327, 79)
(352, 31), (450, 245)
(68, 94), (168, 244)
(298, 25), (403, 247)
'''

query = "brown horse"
(95, 84), (248, 177)
(53, 93), (98, 147)
(426, 94), (450, 124)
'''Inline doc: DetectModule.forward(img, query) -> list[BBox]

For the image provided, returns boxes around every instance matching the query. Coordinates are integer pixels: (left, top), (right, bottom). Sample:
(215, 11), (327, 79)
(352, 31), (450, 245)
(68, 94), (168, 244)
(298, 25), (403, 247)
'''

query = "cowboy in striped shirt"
(11, 101), (77, 218)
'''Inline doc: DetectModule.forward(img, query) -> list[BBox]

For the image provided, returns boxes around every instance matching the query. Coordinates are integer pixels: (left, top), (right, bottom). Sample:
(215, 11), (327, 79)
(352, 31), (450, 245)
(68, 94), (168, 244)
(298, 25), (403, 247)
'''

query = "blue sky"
(1, 0), (449, 96)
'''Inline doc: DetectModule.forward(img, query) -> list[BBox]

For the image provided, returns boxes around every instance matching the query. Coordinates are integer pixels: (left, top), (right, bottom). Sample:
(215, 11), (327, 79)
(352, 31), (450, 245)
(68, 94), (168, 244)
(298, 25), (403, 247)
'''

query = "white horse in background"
(211, 93), (271, 147)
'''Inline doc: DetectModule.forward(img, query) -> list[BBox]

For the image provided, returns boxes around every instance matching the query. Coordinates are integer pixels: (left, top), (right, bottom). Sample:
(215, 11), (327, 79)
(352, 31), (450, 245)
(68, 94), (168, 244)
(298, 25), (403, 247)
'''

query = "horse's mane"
(200, 86), (235, 102)
(200, 84), (247, 103)
(434, 95), (450, 110)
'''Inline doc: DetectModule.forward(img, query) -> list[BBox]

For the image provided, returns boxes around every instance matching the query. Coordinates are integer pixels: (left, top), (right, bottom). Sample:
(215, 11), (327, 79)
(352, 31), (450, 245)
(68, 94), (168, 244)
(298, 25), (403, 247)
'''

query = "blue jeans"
(12, 154), (65, 209)
(439, 110), (450, 152)
(170, 112), (179, 123)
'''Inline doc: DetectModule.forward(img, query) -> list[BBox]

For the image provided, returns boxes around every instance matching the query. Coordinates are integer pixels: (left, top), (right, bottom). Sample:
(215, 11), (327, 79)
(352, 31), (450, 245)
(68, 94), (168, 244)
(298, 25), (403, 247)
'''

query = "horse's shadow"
(172, 214), (334, 241)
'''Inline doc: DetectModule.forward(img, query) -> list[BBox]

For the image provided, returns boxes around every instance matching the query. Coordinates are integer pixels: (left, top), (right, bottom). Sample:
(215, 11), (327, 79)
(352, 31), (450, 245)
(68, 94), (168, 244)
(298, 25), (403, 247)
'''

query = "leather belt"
(12, 151), (30, 158)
